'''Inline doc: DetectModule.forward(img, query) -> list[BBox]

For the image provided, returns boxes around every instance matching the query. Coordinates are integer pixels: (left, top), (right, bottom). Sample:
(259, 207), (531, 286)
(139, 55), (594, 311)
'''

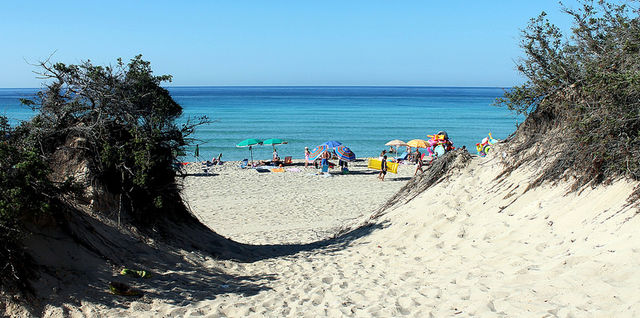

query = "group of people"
(303, 147), (349, 174)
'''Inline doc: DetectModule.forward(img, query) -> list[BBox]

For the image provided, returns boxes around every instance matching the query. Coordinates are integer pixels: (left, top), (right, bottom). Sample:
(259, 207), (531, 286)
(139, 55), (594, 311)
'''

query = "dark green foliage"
(22, 55), (206, 223)
(496, 0), (640, 188)
(0, 117), (53, 294)
(0, 56), (205, 295)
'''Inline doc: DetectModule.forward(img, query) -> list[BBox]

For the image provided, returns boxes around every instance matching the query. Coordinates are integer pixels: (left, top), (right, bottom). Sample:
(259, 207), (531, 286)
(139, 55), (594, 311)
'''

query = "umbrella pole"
(250, 146), (254, 166)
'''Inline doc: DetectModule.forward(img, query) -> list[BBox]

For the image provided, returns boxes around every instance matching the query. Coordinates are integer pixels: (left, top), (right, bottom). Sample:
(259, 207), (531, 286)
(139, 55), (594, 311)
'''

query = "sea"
(0, 86), (521, 161)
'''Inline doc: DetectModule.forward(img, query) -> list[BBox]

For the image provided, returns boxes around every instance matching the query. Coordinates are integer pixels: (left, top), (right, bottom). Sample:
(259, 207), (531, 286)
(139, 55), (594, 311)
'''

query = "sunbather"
(210, 153), (223, 165)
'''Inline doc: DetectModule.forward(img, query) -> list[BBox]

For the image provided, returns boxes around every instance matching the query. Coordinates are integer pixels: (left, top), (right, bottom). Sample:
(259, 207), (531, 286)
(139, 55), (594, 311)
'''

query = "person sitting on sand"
(378, 155), (387, 181)
(272, 149), (281, 162)
(210, 153), (223, 165)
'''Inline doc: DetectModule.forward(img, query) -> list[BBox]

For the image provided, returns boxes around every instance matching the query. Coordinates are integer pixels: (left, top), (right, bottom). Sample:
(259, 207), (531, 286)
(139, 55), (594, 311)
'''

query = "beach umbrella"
(263, 138), (288, 150)
(236, 138), (263, 165)
(385, 139), (408, 147)
(334, 145), (356, 162)
(385, 139), (409, 158)
(321, 140), (342, 149)
(407, 139), (429, 148)
(308, 144), (329, 160)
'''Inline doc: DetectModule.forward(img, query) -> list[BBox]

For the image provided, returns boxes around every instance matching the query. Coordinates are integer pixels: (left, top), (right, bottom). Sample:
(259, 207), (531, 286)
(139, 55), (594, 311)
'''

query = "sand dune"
(21, 154), (640, 317)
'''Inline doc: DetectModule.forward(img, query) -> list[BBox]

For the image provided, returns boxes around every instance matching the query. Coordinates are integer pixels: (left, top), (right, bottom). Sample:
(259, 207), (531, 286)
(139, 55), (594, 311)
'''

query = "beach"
(181, 159), (415, 245)
(58, 152), (640, 317)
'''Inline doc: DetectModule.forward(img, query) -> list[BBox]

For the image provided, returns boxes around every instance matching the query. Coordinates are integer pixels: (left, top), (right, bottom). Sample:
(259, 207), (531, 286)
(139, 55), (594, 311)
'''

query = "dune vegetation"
(496, 0), (640, 195)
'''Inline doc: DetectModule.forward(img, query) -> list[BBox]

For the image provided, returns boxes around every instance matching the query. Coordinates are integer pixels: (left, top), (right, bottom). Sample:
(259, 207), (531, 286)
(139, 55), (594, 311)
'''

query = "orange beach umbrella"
(407, 139), (429, 148)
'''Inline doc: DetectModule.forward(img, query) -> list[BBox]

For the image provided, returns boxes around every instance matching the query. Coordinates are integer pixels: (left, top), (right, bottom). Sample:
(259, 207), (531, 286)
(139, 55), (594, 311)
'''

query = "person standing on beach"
(320, 150), (331, 173)
(304, 147), (311, 167)
(415, 155), (424, 176)
(378, 155), (387, 181)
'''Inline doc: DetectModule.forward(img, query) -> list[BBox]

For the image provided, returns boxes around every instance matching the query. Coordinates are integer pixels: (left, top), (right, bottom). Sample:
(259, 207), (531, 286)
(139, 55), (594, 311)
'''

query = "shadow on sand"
(27, 209), (387, 315)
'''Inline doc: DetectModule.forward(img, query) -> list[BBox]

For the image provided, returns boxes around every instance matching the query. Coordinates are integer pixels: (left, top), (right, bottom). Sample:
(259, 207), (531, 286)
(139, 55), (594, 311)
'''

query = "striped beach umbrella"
(321, 140), (342, 149)
(334, 145), (356, 162)
(308, 144), (329, 160)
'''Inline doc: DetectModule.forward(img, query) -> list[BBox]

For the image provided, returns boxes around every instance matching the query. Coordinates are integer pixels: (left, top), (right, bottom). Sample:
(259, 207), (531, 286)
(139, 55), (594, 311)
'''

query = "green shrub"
(496, 0), (640, 187)
(0, 119), (53, 294)
(21, 55), (206, 223)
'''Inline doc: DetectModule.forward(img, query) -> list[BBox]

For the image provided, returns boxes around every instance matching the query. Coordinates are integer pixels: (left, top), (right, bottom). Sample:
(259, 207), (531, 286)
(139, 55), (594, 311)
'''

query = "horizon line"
(0, 85), (511, 90)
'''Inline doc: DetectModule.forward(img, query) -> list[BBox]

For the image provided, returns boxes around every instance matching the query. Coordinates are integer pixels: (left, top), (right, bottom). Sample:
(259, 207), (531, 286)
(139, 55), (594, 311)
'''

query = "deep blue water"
(0, 86), (521, 161)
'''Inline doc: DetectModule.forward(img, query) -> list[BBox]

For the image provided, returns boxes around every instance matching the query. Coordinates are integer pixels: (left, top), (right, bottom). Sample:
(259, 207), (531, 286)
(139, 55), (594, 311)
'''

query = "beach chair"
(283, 156), (292, 165)
(239, 159), (249, 168)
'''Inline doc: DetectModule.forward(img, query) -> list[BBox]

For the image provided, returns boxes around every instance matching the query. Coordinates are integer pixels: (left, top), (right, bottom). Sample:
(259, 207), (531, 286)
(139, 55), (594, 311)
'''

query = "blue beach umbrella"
(308, 145), (329, 160)
(334, 145), (356, 162)
(321, 140), (342, 149)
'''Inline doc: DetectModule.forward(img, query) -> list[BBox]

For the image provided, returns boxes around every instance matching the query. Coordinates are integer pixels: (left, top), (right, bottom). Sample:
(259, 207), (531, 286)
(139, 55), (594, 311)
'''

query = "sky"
(0, 1), (579, 88)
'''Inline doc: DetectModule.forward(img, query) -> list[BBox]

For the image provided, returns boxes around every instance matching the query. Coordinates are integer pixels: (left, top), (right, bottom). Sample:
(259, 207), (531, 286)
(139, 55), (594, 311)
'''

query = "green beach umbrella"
(262, 138), (288, 151)
(236, 138), (263, 165)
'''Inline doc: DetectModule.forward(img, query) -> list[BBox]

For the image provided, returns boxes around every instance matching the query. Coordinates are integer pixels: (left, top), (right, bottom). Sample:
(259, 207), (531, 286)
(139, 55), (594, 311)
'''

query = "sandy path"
(167, 156), (640, 317)
(58, 154), (640, 317)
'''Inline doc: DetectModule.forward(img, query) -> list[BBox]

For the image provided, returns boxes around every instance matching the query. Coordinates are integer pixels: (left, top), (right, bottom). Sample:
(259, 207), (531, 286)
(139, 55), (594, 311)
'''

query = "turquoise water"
(1, 86), (520, 161)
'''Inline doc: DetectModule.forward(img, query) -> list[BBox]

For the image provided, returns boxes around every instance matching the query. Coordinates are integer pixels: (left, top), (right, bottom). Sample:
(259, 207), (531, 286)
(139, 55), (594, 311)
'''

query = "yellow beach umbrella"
(407, 139), (429, 148)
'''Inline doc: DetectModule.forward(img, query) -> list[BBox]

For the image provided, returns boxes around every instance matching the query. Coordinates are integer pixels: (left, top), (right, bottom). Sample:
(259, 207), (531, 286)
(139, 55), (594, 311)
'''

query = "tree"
(21, 55), (207, 223)
(496, 0), (640, 188)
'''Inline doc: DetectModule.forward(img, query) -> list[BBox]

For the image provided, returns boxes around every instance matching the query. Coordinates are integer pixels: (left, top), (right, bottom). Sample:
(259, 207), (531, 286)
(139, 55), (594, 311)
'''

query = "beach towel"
(271, 168), (284, 172)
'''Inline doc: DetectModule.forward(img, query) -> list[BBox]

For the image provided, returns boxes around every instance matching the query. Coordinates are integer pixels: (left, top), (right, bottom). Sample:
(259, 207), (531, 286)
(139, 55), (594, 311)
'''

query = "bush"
(0, 117), (53, 294)
(21, 55), (206, 224)
(496, 0), (640, 188)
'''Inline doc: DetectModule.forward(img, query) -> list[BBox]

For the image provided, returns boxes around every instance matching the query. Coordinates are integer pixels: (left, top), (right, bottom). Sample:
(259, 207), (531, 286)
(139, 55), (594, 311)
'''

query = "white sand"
(180, 159), (415, 245)
(29, 155), (640, 317)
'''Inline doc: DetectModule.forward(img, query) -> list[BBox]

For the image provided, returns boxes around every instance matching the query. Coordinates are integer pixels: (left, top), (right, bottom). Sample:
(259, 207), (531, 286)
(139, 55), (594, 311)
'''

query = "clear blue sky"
(0, 1), (579, 88)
